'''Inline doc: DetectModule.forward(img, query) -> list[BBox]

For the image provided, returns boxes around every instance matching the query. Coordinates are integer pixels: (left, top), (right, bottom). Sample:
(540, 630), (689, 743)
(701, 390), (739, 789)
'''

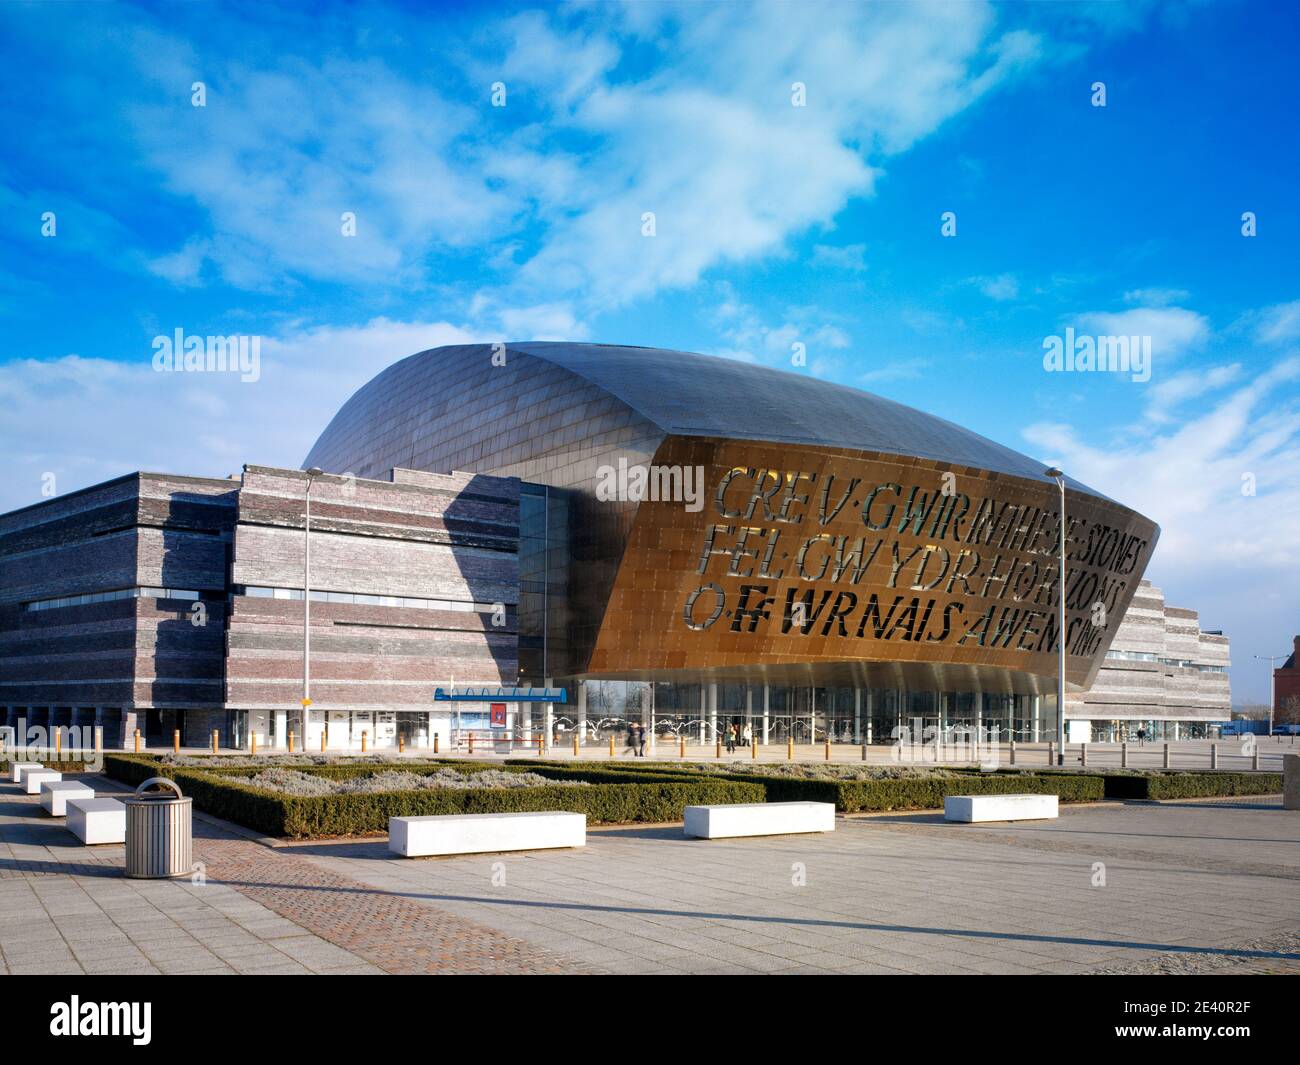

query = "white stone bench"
(11, 762), (45, 785)
(67, 797), (126, 845)
(944, 793), (1059, 823)
(683, 801), (836, 839)
(388, 811), (586, 857)
(41, 780), (94, 816)
(23, 769), (62, 795)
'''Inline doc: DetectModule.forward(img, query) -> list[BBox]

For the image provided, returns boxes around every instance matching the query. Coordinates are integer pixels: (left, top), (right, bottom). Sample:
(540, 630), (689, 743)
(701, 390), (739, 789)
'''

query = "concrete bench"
(23, 769), (62, 795)
(11, 762), (45, 785)
(388, 811), (586, 857)
(41, 780), (94, 816)
(683, 801), (836, 839)
(67, 797), (126, 845)
(944, 793), (1059, 823)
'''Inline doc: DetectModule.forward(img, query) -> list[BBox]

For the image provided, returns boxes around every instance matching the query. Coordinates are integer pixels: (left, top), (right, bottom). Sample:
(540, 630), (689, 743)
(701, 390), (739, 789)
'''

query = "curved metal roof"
(305, 341), (1107, 499)
(509, 342), (1103, 497)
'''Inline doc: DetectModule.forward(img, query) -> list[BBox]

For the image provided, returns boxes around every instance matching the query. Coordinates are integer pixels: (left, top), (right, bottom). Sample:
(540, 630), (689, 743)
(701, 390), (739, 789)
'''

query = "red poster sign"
(490, 703), (507, 728)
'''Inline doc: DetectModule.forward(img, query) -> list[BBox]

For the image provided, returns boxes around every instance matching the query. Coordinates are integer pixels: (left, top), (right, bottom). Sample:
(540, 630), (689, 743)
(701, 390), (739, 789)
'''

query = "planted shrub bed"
(102, 754), (765, 838)
(511, 759), (1103, 812)
(1102, 771), (1284, 800)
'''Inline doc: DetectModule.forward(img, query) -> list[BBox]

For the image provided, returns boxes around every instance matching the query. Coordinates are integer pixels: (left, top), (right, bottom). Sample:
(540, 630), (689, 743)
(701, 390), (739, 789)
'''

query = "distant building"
(1273, 636), (1300, 725)
(1064, 579), (1230, 741)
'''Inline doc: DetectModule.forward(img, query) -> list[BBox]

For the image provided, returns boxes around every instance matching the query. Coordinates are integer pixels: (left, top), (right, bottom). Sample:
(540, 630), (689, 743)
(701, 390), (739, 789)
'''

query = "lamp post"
(302, 467), (323, 746)
(1254, 654), (1287, 738)
(1045, 467), (1066, 766)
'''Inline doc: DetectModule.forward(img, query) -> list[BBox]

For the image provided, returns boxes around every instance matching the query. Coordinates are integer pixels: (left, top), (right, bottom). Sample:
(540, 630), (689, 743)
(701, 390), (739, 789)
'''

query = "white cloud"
(1073, 305), (1210, 363)
(1144, 362), (1242, 423)
(1022, 355), (1300, 699)
(972, 273), (1019, 301)
(860, 358), (932, 385)
(1123, 286), (1190, 306)
(102, 1), (1042, 313)
(1252, 300), (1300, 345)
(0, 319), (479, 512)
(811, 243), (868, 272)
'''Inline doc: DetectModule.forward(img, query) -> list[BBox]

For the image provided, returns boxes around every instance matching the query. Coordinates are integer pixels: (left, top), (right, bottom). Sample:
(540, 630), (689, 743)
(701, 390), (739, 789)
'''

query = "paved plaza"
(1, 774), (1296, 975)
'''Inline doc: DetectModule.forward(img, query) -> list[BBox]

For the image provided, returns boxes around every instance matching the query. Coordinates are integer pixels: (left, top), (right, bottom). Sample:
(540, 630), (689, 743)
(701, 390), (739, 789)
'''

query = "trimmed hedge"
(102, 754), (765, 838)
(520, 759), (1288, 808)
(1103, 771), (1284, 800)
(510, 759), (1105, 812)
(0, 756), (97, 774)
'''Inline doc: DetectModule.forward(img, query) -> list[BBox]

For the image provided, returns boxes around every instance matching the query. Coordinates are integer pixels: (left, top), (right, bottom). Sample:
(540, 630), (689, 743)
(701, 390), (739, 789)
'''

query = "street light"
(302, 467), (324, 746)
(1045, 466), (1066, 766)
(1254, 653), (1287, 738)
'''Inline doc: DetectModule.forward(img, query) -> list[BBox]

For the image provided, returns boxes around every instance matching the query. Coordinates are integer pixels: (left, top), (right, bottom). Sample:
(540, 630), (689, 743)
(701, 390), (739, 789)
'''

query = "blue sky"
(1, 0), (1296, 702)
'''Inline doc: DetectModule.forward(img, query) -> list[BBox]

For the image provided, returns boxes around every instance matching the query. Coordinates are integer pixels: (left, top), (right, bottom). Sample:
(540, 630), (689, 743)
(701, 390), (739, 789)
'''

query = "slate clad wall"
(0, 464), (522, 736)
(0, 473), (238, 720)
(225, 466), (521, 713)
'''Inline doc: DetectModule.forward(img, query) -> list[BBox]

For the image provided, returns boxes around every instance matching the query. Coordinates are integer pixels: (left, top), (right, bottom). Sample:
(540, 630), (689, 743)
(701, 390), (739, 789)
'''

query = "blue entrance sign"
(434, 686), (568, 704)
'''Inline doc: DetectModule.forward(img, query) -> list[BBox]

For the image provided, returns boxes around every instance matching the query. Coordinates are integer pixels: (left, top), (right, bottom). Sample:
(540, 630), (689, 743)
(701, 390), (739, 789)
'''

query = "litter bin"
(125, 777), (192, 879)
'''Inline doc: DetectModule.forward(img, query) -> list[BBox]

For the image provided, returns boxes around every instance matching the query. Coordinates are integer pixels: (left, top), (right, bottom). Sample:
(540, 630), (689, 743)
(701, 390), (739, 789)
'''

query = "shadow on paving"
(195, 873), (1300, 963)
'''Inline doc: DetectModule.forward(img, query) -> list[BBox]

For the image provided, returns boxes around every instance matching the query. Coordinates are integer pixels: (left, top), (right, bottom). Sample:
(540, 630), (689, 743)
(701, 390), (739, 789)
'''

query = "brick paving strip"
(190, 825), (601, 974)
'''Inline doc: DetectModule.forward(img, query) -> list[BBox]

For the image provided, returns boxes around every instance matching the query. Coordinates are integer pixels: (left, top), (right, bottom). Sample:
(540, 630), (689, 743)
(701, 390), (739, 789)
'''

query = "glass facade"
(553, 679), (1055, 747)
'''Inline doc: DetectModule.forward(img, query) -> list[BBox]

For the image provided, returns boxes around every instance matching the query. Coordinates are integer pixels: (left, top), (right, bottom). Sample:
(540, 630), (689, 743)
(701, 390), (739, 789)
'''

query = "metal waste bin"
(125, 777), (192, 879)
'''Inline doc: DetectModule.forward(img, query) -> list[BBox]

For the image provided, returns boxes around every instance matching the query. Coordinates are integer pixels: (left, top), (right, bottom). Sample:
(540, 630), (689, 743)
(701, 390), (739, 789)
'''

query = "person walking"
(726, 722), (736, 753)
(743, 722), (753, 748)
(625, 723), (639, 757)
(638, 724), (648, 757)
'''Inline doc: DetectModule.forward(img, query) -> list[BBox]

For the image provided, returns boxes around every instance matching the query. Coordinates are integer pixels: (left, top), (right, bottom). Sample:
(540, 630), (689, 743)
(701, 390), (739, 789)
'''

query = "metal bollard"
(321, 731), (326, 752)
(610, 735), (615, 757)
(135, 728), (142, 753)
(825, 739), (831, 761)
(1120, 742), (1127, 768)
(752, 738), (758, 760)
(95, 725), (103, 755)
(787, 737), (794, 761)
(468, 734), (474, 755)
(1010, 740), (1016, 766)
(716, 738), (722, 759)
(433, 734), (439, 755)
(361, 731), (368, 753)
(1210, 743), (1218, 769)
(1081, 743), (1088, 767)
(680, 734), (686, 758)
(574, 735), (580, 756)
(861, 743), (867, 761)
(399, 735), (405, 754)
(288, 731), (295, 754)
(1163, 742), (1170, 768)
(1253, 747), (1261, 771)
(1047, 741), (1055, 766)
(174, 729), (181, 754)
(55, 727), (62, 759)
(537, 733), (544, 756)
(251, 731), (258, 756)
(211, 729), (218, 754)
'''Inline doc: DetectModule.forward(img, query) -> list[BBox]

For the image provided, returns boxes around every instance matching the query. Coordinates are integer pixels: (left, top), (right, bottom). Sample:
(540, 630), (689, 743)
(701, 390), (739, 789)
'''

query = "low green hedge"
(512, 759), (1104, 812)
(101, 754), (765, 838)
(0, 756), (98, 774)
(1103, 771), (1284, 800)
(733, 770), (1105, 812)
